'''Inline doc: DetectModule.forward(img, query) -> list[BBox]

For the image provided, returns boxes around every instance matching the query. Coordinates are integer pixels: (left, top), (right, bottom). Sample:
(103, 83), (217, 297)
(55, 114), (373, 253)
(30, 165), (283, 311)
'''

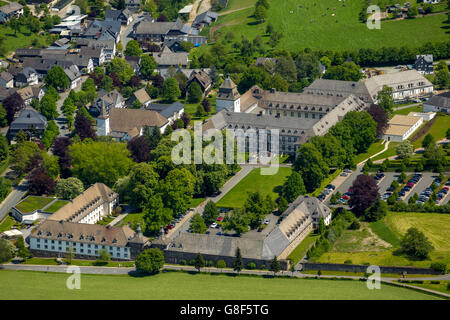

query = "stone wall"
(301, 262), (442, 275)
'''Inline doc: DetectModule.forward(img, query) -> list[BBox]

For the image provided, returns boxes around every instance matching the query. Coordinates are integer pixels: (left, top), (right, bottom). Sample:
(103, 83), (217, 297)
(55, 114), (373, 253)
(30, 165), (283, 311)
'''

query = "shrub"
(189, 259), (196, 266)
(430, 281), (440, 284)
(344, 260), (353, 264)
(180, 259), (187, 265)
(246, 262), (257, 270)
(447, 283), (450, 291)
(216, 260), (226, 268)
(430, 262), (447, 274)
(261, 264), (266, 269)
(349, 220), (360, 230)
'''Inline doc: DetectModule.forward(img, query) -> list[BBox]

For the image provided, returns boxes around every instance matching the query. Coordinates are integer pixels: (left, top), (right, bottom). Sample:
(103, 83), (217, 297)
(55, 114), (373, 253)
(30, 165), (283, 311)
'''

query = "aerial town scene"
(0, 0), (448, 306)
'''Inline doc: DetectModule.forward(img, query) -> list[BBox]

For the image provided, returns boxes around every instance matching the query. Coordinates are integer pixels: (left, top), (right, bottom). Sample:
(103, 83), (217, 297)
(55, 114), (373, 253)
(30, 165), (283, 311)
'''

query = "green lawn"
(119, 212), (145, 230)
(183, 97), (216, 122)
(369, 219), (401, 248)
(22, 258), (135, 268)
(0, 25), (50, 57)
(398, 280), (450, 295)
(15, 196), (55, 214)
(43, 200), (70, 213)
(0, 215), (19, 233)
(216, 167), (292, 208)
(96, 215), (116, 226)
(316, 212), (450, 268)
(412, 115), (450, 149)
(371, 142), (401, 162)
(353, 141), (386, 164)
(0, 270), (440, 300)
(392, 105), (423, 116)
(188, 197), (206, 208)
(211, 0), (449, 51)
(287, 232), (319, 265)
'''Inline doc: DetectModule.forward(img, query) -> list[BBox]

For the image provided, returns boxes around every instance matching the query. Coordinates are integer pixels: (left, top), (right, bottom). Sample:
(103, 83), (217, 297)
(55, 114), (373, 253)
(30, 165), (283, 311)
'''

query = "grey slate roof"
(145, 101), (184, 119)
(425, 92), (450, 109)
(193, 11), (218, 26)
(10, 107), (47, 131)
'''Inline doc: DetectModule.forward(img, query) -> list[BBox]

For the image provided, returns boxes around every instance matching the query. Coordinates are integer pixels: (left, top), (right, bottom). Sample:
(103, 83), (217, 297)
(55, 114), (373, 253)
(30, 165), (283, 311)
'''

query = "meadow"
(316, 212), (450, 268)
(0, 270), (441, 300)
(210, 0), (449, 51)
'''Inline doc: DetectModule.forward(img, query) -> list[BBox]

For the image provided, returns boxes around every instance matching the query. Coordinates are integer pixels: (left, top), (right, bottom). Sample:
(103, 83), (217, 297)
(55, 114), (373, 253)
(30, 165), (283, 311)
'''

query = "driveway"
(120, 14), (144, 50)
(0, 179), (29, 223)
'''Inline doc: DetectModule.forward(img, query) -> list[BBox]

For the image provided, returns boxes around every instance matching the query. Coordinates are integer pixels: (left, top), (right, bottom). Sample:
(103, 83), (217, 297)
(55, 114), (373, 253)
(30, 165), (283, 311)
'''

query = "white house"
(381, 114), (423, 142)
(216, 76), (241, 113)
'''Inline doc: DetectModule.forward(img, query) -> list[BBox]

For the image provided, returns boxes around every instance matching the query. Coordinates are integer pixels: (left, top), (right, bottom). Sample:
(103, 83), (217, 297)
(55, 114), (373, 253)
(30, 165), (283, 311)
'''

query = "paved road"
(120, 14), (144, 50)
(108, 213), (128, 227)
(0, 179), (29, 223)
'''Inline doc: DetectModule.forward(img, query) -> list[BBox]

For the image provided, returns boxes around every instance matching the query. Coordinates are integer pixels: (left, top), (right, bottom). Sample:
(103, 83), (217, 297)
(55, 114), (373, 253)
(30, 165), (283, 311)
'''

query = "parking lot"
(325, 171), (449, 206)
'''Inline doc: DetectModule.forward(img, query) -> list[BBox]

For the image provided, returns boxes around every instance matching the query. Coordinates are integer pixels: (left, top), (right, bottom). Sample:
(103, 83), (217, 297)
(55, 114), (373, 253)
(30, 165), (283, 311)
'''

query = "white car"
(211, 222), (218, 228)
(264, 218), (270, 225)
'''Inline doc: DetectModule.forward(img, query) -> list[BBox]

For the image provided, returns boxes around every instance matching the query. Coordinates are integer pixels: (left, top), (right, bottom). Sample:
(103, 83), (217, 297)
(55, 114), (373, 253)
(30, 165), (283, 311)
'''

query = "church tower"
(96, 101), (109, 136)
(216, 76), (241, 113)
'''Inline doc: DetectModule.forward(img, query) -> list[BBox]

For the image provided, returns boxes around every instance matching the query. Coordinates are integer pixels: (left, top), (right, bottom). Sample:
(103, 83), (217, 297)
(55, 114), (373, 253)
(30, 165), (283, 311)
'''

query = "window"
(291, 112), (294, 117)
(298, 113), (301, 118)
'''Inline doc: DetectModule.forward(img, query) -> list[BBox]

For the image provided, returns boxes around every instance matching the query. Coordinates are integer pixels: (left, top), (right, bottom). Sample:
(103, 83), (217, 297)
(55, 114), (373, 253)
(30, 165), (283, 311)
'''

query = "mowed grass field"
(216, 167), (292, 208)
(212, 0), (449, 51)
(0, 270), (441, 300)
(316, 212), (450, 268)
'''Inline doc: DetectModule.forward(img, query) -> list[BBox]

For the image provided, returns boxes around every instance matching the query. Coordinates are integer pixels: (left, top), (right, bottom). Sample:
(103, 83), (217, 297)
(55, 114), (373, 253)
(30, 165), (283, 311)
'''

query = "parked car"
(326, 184), (336, 190)
(211, 222), (218, 228)
(264, 218), (270, 225)
(217, 216), (224, 221)
(340, 172), (348, 177)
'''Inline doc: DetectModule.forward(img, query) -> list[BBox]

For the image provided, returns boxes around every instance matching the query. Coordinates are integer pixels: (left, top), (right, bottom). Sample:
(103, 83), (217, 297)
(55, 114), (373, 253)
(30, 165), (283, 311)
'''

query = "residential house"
(145, 101), (184, 125)
(47, 38), (71, 50)
(133, 18), (207, 45)
(0, 71), (14, 88)
(127, 87), (151, 107)
(80, 46), (105, 67)
(414, 55), (434, 75)
(423, 91), (450, 114)
(17, 85), (45, 105)
(0, 2), (23, 23)
(187, 69), (212, 94)
(64, 64), (82, 89)
(8, 66), (39, 87)
(0, 87), (16, 102)
(152, 47), (189, 68)
(8, 107), (47, 141)
(82, 20), (121, 43)
(22, 58), (75, 80)
(192, 11), (218, 30)
(105, 9), (133, 25)
(97, 107), (169, 141)
(125, 0), (140, 11)
(90, 89), (124, 117)
(76, 39), (116, 62)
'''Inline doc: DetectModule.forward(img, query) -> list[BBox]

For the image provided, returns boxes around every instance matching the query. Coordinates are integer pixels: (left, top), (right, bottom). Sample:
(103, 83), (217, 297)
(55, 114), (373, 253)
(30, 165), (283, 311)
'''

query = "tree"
(318, 218), (326, 234)
(74, 111), (96, 141)
(45, 66), (69, 91)
(16, 236), (30, 260)
(0, 134), (8, 162)
(162, 78), (181, 103)
(396, 140), (414, 159)
(422, 133), (435, 149)
(190, 213), (207, 234)
(294, 143), (329, 192)
(127, 136), (151, 163)
(139, 55), (157, 80)
(10, 141), (39, 176)
(377, 85), (394, 114)
(55, 177), (84, 200)
(364, 198), (387, 222)
(194, 252), (205, 272)
(203, 200), (219, 226)
(254, 5), (267, 23)
(3, 92), (25, 125)
(69, 141), (133, 187)
(324, 62), (363, 81)
(96, 249), (111, 265)
(348, 174), (379, 217)
(233, 248), (244, 273)
(143, 195), (173, 234)
(400, 227), (434, 260)
(435, 61), (450, 89)
(407, 6), (418, 18)
(269, 256), (281, 275)
(367, 104), (389, 137)
(187, 81), (203, 103)
(52, 137), (72, 178)
(0, 105), (7, 127)
(29, 167), (56, 195)
(106, 57), (134, 84)
(124, 40), (142, 57)
(135, 248), (165, 274)
(39, 94), (58, 120)
(0, 239), (15, 263)
(216, 259), (226, 270)
(277, 196), (288, 213)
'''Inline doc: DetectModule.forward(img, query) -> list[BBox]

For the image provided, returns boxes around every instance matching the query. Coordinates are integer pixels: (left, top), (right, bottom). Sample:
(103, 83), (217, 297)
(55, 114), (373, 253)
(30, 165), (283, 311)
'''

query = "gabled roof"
(425, 91), (450, 109)
(133, 88), (150, 104)
(10, 107), (47, 130)
(48, 183), (118, 223)
(0, 2), (23, 15)
(145, 101), (184, 119)
(64, 65), (81, 81)
(152, 51), (189, 66)
(108, 108), (169, 136)
(0, 71), (13, 83)
(31, 220), (135, 247)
